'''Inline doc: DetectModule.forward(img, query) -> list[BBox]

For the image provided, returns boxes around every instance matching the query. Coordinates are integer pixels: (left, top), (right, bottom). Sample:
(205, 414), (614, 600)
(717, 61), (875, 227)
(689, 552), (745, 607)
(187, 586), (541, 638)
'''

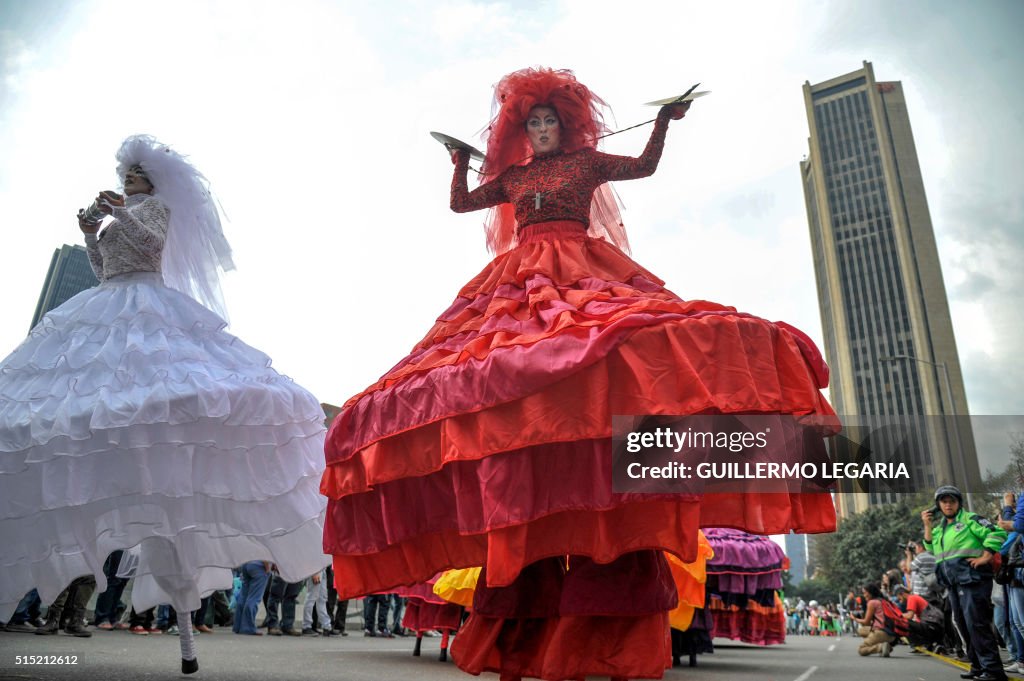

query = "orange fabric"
(431, 541), (716, 630)
(709, 593), (787, 646)
(323, 320), (834, 498)
(337, 232), (830, 410)
(452, 610), (672, 680)
(709, 593), (784, 617)
(342, 234), (682, 404)
(698, 492), (837, 534)
(667, 533), (713, 631)
(330, 500), (700, 600)
(669, 604), (696, 632)
(324, 229), (837, 610)
(425, 238), (683, 344)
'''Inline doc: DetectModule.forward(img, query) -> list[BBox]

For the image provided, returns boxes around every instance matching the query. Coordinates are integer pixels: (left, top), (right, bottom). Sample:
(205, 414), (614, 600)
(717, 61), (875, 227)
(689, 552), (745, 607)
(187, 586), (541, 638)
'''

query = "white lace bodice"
(84, 193), (170, 281)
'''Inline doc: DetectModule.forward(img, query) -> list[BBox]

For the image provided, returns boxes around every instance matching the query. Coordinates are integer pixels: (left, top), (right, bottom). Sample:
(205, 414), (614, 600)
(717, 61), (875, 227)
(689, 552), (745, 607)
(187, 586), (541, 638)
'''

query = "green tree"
(978, 432), (1024, 516)
(787, 577), (841, 606)
(814, 493), (932, 592)
(808, 531), (837, 580)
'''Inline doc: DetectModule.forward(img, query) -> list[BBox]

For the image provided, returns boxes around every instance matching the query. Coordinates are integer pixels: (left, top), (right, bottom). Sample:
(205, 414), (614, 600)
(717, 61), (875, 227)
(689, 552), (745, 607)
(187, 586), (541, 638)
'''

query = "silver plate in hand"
(430, 132), (485, 161)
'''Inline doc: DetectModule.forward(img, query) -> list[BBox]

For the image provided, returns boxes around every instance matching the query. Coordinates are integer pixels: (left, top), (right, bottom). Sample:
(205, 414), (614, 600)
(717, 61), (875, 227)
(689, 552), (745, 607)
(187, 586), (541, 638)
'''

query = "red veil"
(478, 67), (630, 255)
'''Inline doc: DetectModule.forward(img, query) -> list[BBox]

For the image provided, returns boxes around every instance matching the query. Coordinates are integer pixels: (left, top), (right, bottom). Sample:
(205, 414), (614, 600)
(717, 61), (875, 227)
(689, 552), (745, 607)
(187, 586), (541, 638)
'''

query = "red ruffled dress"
(322, 113), (836, 679)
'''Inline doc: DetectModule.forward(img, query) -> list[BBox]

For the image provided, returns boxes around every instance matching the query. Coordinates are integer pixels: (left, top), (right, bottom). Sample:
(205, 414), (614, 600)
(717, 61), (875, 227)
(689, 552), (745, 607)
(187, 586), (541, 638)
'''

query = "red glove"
(661, 101), (691, 120)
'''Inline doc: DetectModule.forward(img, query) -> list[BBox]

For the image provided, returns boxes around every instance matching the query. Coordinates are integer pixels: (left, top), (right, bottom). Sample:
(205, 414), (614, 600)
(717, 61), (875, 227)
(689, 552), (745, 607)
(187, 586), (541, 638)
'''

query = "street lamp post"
(881, 354), (972, 511)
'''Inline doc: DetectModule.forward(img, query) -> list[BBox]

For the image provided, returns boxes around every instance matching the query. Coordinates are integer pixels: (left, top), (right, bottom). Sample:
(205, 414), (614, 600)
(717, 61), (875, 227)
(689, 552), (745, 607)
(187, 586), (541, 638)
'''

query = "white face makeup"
(123, 167), (154, 196)
(526, 106), (561, 154)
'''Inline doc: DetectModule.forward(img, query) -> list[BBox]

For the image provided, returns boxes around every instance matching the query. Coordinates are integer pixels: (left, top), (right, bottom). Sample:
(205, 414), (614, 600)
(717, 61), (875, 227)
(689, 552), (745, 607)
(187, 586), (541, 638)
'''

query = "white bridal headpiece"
(115, 135), (235, 319)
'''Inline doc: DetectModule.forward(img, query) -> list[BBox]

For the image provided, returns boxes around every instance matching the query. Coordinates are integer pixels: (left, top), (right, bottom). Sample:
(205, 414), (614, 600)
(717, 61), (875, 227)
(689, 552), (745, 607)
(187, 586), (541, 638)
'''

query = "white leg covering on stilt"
(179, 614), (198, 674)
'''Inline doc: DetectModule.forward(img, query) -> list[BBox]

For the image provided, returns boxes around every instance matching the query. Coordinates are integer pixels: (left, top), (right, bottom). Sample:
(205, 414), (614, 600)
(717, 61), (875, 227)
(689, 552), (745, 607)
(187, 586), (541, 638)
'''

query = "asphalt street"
(0, 627), (998, 681)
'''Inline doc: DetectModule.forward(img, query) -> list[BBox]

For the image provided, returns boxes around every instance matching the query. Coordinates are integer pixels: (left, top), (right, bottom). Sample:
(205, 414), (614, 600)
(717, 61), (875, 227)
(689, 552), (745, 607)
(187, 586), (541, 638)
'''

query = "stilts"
(179, 612), (198, 674)
(439, 629), (450, 661)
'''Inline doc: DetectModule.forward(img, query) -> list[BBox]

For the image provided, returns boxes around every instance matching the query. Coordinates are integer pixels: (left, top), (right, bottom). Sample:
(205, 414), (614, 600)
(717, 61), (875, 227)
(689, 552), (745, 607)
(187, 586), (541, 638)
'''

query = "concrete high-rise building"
(784, 532), (808, 585)
(30, 244), (99, 329)
(800, 61), (978, 518)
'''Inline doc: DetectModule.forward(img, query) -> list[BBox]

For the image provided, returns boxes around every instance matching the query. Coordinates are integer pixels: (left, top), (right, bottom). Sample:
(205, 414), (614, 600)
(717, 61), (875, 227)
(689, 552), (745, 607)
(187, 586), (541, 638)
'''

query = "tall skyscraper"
(800, 61), (977, 517)
(30, 244), (99, 329)
(784, 532), (808, 585)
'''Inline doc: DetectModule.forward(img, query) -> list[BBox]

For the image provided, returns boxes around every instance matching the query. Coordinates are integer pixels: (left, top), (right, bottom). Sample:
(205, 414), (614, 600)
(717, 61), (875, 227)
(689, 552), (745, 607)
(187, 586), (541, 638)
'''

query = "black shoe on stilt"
(182, 657), (199, 674)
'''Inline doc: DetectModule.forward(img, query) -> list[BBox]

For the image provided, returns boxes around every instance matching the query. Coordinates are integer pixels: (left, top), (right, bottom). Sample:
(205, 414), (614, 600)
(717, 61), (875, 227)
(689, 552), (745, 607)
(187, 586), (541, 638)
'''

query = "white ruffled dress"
(0, 193), (329, 619)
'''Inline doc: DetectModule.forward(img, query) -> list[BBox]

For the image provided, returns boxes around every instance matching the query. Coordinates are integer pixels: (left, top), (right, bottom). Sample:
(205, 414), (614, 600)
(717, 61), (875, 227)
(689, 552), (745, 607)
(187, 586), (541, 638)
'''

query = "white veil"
(115, 135), (235, 320)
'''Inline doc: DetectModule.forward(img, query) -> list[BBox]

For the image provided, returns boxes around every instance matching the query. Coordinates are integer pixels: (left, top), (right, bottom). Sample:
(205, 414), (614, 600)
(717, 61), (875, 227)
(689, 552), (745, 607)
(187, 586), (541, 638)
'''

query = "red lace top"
(451, 113), (671, 229)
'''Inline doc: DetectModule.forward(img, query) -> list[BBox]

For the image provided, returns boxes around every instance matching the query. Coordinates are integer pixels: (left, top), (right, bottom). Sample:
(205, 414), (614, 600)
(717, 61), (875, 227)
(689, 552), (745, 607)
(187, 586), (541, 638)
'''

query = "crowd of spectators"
(841, 484), (1020, 681)
(1, 561), (419, 641)
(781, 482), (1021, 681)
(5, 481), (1022, 681)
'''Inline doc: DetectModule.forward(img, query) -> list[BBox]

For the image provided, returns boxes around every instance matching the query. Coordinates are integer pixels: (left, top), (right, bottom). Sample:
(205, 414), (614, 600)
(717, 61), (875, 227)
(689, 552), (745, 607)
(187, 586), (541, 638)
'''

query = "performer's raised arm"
(593, 102), (690, 182)
(450, 150), (508, 213)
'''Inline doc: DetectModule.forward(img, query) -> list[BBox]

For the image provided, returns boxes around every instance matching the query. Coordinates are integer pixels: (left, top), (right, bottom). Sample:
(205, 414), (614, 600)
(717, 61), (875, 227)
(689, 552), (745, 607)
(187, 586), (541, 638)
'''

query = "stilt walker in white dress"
(0, 135), (330, 673)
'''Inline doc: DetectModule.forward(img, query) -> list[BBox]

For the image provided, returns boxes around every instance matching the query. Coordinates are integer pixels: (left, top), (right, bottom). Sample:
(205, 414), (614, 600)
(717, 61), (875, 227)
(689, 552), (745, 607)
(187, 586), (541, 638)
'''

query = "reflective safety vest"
(924, 508), (1007, 564)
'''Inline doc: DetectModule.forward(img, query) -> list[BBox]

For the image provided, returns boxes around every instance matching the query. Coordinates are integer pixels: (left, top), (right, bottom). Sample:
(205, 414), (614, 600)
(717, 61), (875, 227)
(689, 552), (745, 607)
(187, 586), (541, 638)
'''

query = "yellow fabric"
(433, 567), (481, 608)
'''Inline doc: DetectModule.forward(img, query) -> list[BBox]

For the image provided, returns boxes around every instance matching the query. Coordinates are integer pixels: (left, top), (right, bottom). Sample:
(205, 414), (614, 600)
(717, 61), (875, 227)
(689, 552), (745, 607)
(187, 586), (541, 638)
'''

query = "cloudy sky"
(1, 1), (1021, 474)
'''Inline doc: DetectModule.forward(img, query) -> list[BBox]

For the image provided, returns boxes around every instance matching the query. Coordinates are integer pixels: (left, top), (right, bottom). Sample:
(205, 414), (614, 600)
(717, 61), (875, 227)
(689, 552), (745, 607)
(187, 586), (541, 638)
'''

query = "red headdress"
(479, 67), (630, 255)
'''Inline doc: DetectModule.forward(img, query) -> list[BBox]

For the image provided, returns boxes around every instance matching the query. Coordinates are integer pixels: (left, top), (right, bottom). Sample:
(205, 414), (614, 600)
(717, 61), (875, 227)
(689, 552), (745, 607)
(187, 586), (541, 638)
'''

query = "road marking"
(793, 665), (818, 681)
(918, 646), (970, 671)
(828, 644), (836, 652)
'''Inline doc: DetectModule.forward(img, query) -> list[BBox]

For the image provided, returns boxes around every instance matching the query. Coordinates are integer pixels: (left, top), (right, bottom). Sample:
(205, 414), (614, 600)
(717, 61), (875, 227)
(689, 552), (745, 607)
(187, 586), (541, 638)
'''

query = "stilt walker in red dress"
(322, 67), (837, 680)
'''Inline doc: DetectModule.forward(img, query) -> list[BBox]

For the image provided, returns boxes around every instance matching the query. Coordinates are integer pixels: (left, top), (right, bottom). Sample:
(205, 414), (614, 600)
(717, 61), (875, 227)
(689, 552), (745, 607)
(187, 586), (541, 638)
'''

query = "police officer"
(922, 485), (1008, 681)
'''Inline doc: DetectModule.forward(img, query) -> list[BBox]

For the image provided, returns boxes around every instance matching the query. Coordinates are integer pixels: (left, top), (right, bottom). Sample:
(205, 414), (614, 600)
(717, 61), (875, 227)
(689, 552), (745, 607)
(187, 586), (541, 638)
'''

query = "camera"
(897, 541), (916, 552)
(80, 200), (106, 226)
(80, 191), (122, 226)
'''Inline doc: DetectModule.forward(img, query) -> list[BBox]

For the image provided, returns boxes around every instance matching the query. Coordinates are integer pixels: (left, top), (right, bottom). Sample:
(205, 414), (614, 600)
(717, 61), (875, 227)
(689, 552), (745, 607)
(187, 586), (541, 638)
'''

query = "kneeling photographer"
(893, 585), (944, 651)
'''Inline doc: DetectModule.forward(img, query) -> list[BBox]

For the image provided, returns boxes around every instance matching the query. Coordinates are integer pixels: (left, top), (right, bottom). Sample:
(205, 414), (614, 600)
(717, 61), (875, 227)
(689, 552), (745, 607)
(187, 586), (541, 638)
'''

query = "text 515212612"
(15, 655), (80, 665)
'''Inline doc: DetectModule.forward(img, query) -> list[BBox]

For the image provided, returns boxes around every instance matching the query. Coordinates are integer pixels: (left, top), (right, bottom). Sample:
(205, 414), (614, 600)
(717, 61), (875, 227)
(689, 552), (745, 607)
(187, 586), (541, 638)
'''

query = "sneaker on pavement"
(881, 641), (892, 657)
(363, 628), (375, 637)
(267, 627), (282, 636)
(302, 628), (317, 636)
(5, 622), (36, 633)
